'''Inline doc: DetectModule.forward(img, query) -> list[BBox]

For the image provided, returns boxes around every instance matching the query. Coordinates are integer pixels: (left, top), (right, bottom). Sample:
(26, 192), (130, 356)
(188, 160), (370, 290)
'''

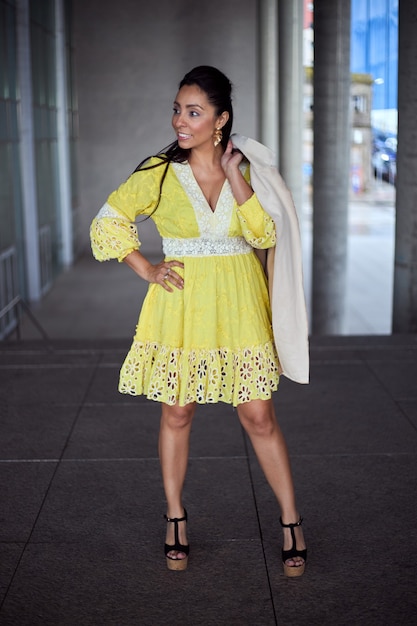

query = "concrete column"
(312, 0), (351, 334)
(55, 0), (73, 267)
(16, 0), (41, 302)
(258, 0), (279, 161)
(278, 0), (304, 214)
(392, 0), (417, 332)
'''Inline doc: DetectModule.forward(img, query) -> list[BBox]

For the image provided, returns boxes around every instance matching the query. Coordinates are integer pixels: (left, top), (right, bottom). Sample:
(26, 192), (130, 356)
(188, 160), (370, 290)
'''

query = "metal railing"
(0, 246), (49, 341)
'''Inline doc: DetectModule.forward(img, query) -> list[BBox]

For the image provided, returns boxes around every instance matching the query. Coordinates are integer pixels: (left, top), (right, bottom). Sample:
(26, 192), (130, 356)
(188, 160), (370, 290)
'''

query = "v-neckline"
(187, 163), (227, 213)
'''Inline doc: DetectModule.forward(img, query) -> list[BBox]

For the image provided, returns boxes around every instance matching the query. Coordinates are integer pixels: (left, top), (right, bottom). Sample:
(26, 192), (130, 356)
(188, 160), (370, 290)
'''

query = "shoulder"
(134, 155), (168, 176)
(125, 156), (170, 189)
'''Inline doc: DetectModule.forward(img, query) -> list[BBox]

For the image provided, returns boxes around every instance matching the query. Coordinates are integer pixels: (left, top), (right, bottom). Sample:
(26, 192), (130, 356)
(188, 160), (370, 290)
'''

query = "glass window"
(30, 0), (60, 286)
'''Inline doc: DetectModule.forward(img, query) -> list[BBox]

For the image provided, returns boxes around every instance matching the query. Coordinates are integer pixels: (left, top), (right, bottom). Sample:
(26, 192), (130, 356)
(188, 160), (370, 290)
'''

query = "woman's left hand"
(220, 140), (253, 205)
(221, 140), (243, 178)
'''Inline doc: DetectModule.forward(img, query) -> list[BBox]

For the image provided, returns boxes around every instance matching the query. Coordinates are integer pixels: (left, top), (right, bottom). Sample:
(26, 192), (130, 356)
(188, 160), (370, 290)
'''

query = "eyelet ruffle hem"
(118, 340), (280, 407)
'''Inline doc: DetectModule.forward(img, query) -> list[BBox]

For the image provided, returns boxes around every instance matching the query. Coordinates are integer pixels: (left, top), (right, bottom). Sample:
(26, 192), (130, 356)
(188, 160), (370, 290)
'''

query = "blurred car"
(371, 129), (397, 184)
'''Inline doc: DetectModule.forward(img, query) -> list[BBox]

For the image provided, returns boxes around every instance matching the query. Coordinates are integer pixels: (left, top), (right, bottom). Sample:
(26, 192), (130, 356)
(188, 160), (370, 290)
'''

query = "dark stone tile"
(189, 403), (246, 458)
(0, 405), (78, 460)
(361, 346), (417, 363)
(309, 346), (365, 364)
(250, 454), (417, 625)
(0, 366), (97, 406)
(1, 336), (416, 625)
(83, 365), (139, 404)
(98, 346), (134, 365)
(63, 402), (244, 460)
(308, 336), (417, 372)
(309, 335), (417, 349)
(0, 541), (275, 626)
(184, 457), (259, 541)
(398, 399), (417, 429)
(0, 543), (25, 600)
(31, 458), (258, 544)
(0, 346), (100, 367)
(63, 403), (161, 460)
(366, 358), (417, 399)
(30, 460), (162, 544)
(266, 547), (416, 626)
(277, 361), (373, 410)
(274, 364), (417, 455)
(0, 462), (57, 542)
(1, 339), (129, 351)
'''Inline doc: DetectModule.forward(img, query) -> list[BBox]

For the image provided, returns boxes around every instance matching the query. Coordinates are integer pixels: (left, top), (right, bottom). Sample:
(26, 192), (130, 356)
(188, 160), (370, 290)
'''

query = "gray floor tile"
(0, 405), (78, 460)
(1, 336), (417, 625)
(309, 346), (365, 364)
(0, 462), (57, 542)
(250, 454), (417, 625)
(63, 402), (245, 460)
(189, 403), (246, 457)
(0, 544), (25, 601)
(183, 457), (259, 541)
(83, 365), (139, 405)
(31, 457), (258, 544)
(30, 460), (162, 544)
(63, 403), (161, 460)
(274, 365), (417, 455)
(366, 358), (417, 400)
(0, 345), (101, 367)
(397, 399), (417, 429)
(0, 541), (275, 626)
(0, 365), (98, 406)
(360, 345), (417, 363)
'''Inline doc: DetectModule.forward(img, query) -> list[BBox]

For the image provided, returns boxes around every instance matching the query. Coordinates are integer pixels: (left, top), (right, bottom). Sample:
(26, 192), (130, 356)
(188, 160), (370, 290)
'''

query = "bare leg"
(159, 402), (196, 560)
(236, 398), (306, 568)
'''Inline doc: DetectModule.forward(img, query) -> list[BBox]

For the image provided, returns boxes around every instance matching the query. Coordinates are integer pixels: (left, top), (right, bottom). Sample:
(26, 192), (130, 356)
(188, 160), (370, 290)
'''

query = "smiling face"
(172, 84), (229, 151)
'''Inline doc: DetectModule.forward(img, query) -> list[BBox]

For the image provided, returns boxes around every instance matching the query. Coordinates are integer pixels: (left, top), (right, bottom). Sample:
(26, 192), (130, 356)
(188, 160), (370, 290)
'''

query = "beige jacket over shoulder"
(231, 133), (309, 384)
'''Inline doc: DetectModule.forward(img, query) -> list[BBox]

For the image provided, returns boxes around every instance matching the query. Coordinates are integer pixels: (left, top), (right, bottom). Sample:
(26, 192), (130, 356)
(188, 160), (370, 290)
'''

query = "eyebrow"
(173, 101), (205, 110)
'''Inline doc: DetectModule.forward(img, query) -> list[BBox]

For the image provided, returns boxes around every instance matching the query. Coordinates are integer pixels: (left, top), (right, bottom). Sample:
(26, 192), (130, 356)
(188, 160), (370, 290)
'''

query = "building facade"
(351, 0), (398, 131)
(0, 0), (78, 338)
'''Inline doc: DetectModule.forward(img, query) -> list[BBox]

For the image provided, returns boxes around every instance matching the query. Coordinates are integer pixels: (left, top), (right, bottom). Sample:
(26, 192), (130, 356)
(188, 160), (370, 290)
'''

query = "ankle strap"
(164, 508), (187, 524)
(280, 516), (303, 529)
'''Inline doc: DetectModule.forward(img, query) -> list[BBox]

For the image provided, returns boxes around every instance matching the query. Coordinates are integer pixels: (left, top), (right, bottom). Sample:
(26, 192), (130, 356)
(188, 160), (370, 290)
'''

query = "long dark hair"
(133, 66), (234, 217)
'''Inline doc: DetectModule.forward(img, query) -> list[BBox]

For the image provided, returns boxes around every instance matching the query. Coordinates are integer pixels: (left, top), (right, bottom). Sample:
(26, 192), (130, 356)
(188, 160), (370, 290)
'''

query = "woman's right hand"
(123, 251), (184, 292)
(145, 260), (184, 292)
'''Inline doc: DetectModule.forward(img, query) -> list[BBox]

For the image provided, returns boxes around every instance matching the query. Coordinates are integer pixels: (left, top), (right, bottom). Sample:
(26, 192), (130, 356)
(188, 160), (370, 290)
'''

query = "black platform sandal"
(280, 516), (307, 577)
(164, 509), (189, 571)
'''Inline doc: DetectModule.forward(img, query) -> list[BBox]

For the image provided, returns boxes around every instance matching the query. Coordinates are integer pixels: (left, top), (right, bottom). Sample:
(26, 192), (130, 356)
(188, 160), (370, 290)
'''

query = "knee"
(161, 404), (195, 430)
(238, 405), (276, 437)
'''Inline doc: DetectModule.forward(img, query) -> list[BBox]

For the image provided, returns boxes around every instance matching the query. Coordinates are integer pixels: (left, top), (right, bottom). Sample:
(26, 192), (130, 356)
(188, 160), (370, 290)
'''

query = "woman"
(90, 66), (307, 576)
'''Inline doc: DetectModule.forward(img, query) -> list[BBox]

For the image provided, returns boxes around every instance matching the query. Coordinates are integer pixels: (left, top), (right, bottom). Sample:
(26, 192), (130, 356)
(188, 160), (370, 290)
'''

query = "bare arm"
(123, 249), (184, 292)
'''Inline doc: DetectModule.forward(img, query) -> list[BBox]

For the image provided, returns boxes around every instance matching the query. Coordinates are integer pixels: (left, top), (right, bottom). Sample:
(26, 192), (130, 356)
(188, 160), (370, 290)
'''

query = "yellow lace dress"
(90, 158), (280, 406)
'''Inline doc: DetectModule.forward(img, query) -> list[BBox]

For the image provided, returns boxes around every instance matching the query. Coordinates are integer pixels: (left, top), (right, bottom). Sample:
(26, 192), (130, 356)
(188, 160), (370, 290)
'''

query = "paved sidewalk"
(0, 335), (416, 625)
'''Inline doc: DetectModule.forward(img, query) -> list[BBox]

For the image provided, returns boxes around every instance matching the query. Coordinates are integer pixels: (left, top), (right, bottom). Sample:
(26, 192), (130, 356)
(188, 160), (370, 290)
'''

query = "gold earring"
(213, 127), (223, 147)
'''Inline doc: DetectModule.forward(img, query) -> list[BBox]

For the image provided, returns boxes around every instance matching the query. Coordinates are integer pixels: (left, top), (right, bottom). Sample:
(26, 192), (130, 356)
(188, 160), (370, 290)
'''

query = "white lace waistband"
(162, 237), (252, 257)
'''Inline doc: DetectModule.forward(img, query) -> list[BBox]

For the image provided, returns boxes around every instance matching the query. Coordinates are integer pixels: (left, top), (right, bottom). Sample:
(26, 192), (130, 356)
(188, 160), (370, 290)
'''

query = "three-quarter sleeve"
(236, 193), (276, 249)
(90, 159), (163, 262)
(90, 203), (141, 262)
